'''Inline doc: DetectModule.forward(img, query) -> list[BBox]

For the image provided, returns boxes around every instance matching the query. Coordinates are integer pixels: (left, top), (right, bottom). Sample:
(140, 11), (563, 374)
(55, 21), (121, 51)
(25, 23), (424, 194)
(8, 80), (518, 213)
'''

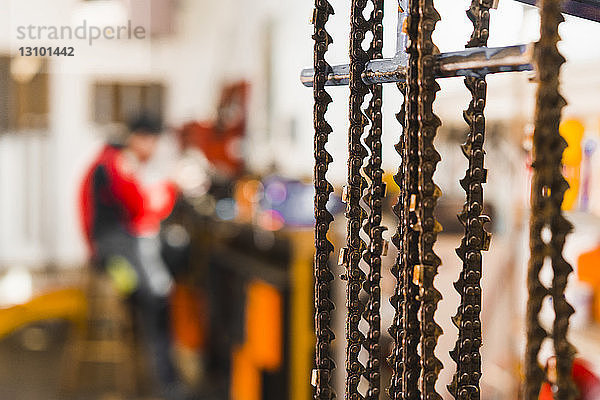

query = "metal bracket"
(514, 0), (600, 22)
(300, 0), (600, 87)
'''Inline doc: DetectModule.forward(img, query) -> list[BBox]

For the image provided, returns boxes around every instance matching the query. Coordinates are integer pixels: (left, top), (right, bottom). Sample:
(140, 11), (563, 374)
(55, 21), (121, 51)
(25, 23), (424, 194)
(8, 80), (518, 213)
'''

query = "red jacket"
(79, 144), (177, 252)
(539, 359), (600, 400)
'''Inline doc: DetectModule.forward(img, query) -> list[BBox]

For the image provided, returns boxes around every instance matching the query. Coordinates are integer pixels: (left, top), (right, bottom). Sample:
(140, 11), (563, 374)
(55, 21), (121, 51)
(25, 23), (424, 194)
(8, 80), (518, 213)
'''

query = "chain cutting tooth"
(451, 313), (462, 330)
(454, 277), (465, 293)
(461, 141), (472, 157)
(460, 176), (471, 191)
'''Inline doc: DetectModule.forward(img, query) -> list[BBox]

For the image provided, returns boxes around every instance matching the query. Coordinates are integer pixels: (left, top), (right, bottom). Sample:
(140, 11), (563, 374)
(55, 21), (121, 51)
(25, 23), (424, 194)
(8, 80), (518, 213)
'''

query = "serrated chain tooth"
(451, 314), (462, 330)
(457, 213), (468, 229)
(461, 142), (472, 157)
(454, 278), (465, 294)
(459, 177), (471, 191)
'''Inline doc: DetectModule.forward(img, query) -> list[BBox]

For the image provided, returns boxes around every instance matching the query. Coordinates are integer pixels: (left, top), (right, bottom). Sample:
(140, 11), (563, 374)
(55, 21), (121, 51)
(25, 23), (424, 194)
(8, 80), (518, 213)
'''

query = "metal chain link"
(415, 0), (444, 398)
(449, 1), (493, 399)
(363, 1), (386, 399)
(524, 0), (577, 398)
(312, 0), (336, 397)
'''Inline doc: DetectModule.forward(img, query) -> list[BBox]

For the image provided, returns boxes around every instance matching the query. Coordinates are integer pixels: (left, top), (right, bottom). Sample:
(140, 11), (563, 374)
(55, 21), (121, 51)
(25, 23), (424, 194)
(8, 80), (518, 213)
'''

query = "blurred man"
(79, 113), (187, 400)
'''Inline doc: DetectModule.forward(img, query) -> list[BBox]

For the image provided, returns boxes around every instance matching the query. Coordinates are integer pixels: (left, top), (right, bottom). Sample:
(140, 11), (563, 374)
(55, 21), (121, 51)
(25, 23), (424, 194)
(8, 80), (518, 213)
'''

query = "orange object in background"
(246, 280), (282, 371)
(578, 245), (600, 322)
(170, 284), (207, 351)
(231, 280), (283, 400)
(560, 118), (585, 211)
(234, 178), (263, 223)
(231, 346), (261, 400)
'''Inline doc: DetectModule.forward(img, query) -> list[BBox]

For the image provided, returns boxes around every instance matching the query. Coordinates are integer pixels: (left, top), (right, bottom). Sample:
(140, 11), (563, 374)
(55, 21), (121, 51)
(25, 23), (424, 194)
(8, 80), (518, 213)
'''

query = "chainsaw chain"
(343, 0), (370, 398)
(362, 1), (386, 399)
(415, 0), (444, 398)
(523, 0), (576, 399)
(449, 1), (493, 399)
(312, 0), (336, 398)
(388, 1), (421, 399)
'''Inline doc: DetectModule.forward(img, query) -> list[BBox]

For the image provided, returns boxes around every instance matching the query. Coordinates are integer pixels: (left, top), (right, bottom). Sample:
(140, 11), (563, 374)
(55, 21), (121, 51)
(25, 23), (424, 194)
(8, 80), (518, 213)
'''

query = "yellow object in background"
(288, 230), (316, 400)
(560, 118), (585, 210)
(106, 256), (138, 296)
(384, 172), (400, 195)
(0, 289), (87, 340)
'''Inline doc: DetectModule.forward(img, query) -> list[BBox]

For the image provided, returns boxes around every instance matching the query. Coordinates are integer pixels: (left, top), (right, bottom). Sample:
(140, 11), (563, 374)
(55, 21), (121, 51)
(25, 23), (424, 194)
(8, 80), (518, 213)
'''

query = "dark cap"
(127, 112), (163, 135)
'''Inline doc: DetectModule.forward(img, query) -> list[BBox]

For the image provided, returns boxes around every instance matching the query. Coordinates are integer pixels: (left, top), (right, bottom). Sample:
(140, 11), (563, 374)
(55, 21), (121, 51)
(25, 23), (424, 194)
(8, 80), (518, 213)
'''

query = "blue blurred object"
(580, 138), (598, 212)
(261, 176), (343, 228)
(215, 198), (238, 221)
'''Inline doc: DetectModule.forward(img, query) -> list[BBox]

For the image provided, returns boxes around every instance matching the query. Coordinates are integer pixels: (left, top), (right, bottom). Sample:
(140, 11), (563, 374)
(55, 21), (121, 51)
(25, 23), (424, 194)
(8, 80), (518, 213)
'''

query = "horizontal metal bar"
(513, 0), (600, 22)
(300, 44), (533, 87)
(364, 58), (407, 84)
(436, 43), (534, 78)
(299, 59), (407, 87)
(300, 64), (351, 87)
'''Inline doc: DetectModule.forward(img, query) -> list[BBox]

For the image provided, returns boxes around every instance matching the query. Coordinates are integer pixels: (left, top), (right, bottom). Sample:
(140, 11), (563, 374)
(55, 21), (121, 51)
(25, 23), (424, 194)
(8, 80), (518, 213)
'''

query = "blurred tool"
(178, 81), (249, 177)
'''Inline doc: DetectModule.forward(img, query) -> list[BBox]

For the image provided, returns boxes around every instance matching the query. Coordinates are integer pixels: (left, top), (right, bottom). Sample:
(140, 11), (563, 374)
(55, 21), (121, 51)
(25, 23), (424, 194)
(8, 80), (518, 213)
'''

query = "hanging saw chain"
(449, 1), (495, 399)
(389, 1), (422, 399)
(362, 1), (387, 399)
(523, 0), (577, 398)
(342, 0), (389, 398)
(341, 0), (370, 397)
(413, 0), (444, 398)
(311, 0), (336, 398)
(306, 0), (595, 398)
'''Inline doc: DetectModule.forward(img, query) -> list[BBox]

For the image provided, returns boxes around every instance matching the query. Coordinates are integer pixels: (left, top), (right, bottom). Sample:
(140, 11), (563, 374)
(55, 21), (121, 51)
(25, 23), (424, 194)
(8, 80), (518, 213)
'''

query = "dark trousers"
(94, 231), (185, 399)
(130, 291), (182, 398)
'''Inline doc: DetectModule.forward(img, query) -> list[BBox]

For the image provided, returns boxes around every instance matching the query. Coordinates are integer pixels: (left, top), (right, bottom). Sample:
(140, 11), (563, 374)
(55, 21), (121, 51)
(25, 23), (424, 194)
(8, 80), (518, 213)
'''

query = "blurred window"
(0, 55), (49, 133)
(92, 82), (165, 124)
(83, 0), (176, 36)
